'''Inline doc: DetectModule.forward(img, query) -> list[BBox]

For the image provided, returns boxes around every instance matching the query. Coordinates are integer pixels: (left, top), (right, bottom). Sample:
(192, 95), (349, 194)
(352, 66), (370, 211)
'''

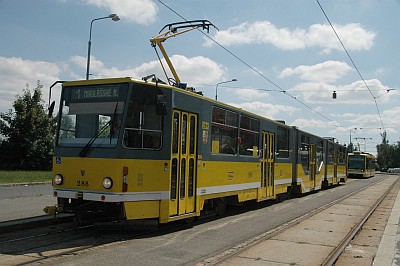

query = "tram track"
(1, 175), (396, 265)
(322, 175), (398, 265)
(197, 174), (398, 265)
(0, 213), (196, 265)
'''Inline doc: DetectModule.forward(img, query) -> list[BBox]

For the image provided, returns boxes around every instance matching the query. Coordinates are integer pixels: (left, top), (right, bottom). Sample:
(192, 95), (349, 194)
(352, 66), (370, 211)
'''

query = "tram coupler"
(43, 205), (64, 216)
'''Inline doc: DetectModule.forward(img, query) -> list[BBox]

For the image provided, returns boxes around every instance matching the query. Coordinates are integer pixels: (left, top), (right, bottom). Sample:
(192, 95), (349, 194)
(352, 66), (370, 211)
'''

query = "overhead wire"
(156, 0), (342, 128)
(316, 0), (386, 134)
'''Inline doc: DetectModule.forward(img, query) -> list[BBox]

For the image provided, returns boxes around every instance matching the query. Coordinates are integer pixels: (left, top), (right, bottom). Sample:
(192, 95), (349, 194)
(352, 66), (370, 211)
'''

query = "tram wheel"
(214, 198), (226, 216)
(184, 216), (196, 224)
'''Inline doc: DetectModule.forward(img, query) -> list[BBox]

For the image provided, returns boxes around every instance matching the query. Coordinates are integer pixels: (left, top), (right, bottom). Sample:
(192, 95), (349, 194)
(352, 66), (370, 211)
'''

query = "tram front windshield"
(348, 155), (365, 170)
(57, 83), (128, 148)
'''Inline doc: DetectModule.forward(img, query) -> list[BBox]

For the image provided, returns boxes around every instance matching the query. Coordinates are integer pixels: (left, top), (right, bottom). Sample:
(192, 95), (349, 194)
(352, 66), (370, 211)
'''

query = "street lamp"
(349, 127), (357, 152)
(86, 14), (120, 80)
(354, 137), (373, 152)
(215, 79), (237, 101)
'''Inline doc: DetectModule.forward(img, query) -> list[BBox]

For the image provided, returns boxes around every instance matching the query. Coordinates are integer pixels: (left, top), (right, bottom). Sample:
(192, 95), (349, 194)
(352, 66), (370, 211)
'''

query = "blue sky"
(1, 0), (399, 154)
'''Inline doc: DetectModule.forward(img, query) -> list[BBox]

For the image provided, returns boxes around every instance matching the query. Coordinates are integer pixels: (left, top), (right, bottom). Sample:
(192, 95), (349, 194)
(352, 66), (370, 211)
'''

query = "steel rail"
(321, 176), (398, 265)
(197, 175), (390, 266)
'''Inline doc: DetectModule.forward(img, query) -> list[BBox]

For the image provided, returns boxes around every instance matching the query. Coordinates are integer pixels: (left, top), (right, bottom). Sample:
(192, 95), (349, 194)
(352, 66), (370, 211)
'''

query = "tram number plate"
(77, 180), (89, 187)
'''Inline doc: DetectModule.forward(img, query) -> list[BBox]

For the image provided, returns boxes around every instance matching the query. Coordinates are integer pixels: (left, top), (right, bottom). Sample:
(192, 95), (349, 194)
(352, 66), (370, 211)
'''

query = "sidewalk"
(373, 185), (400, 265)
(212, 175), (400, 266)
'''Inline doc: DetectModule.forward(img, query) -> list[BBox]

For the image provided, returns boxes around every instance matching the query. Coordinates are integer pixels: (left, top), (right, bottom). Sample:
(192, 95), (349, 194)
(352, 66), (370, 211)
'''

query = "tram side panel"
(194, 99), (263, 207)
(293, 129), (321, 193)
(176, 93), (296, 209)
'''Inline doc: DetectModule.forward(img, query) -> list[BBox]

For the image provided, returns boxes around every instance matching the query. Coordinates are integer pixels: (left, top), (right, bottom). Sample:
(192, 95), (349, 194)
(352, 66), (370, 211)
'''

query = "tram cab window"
(211, 107), (238, 155)
(123, 85), (163, 150)
(57, 83), (127, 148)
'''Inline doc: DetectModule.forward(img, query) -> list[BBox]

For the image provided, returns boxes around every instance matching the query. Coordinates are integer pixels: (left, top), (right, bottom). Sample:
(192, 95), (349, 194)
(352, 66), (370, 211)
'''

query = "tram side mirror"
(156, 94), (167, 115)
(48, 101), (55, 118)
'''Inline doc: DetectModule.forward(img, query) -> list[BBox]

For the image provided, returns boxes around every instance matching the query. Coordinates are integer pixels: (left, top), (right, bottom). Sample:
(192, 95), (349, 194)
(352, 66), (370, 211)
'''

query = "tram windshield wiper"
(79, 102), (119, 157)
(109, 102), (119, 144)
(79, 120), (112, 157)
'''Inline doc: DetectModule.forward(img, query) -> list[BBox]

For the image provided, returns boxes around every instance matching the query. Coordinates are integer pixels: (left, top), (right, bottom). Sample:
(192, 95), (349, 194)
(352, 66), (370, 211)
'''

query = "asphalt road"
(0, 176), (389, 265)
(16, 177), (385, 265)
(0, 183), (55, 222)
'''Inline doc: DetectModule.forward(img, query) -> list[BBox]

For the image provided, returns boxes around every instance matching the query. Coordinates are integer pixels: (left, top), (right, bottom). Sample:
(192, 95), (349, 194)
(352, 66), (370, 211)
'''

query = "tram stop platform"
(207, 175), (400, 266)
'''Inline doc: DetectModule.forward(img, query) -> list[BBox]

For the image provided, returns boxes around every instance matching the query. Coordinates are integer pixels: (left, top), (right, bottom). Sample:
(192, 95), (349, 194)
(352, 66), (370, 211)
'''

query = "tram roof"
(61, 77), (346, 147)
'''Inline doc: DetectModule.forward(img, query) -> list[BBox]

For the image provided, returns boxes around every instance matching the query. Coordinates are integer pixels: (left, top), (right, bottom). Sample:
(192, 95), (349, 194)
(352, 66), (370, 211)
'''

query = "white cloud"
(229, 101), (299, 120)
(279, 61), (353, 82)
(82, 0), (158, 25)
(0, 57), (61, 113)
(205, 21), (375, 53)
(291, 118), (339, 130)
(382, 107), (400, 129)
(290, 79), (398, 104)
(229, 88), (268, 101)
(70, 54), (226, 85)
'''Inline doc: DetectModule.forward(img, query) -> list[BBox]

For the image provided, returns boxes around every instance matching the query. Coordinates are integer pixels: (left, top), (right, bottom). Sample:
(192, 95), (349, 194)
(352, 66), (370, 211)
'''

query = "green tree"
(0, 81), (56, 170)
(376, 131), (400, 170)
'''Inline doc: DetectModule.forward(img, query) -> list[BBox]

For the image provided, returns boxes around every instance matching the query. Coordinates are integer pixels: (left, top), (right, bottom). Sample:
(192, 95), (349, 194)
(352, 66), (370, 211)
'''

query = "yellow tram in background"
(347, 152), (376, 178)
(46, 20), (347, 224)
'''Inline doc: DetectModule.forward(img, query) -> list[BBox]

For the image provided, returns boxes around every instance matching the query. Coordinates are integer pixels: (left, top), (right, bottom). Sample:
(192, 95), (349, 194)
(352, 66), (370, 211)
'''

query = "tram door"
(310, 144), (317, 188)
(261, 132), (275, 198)
(170, 110), (197, 217)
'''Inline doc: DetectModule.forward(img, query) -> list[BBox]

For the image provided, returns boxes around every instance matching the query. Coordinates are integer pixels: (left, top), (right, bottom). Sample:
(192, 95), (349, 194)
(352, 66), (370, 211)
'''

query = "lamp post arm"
(86, 15), (116, 80)
(215, 79), (237, 101)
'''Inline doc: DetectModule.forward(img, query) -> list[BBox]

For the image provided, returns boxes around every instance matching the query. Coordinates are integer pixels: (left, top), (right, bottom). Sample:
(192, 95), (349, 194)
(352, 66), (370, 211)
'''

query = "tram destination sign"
(70, 85), (123, 102)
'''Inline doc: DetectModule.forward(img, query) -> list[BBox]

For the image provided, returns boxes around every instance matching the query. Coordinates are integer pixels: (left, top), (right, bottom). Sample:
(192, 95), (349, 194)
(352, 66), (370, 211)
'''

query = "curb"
(0, 214), (74, 234)
(0, 181), (52, 187)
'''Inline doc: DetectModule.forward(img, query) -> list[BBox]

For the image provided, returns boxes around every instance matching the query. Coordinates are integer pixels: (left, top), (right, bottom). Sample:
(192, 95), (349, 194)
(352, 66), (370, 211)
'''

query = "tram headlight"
(103, 177), (113, 189)
(54, 174), (63, 185)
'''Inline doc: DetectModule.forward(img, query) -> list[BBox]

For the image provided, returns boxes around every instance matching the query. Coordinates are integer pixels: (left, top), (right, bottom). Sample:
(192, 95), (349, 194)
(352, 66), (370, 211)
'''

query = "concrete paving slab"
(325, 203), (372, 216)
(336, 245), (376, 265)
(350, 229), (385, 247)
(309, 211), (363, 223)
(237, 239), (332, 266)
(340, 198), (380, 207)
(219, 256), (287, 266)
(271, 224), (348, 247)
(293, 218), (354, 234)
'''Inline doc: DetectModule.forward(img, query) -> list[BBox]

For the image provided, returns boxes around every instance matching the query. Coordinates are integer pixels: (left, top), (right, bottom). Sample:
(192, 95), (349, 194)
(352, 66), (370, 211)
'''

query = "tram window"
(300, 143), (310, 174)
(211, 125), (237, 154)
(328, 143), (334, 163)
(172, 112), (179, 154)
(181, 114), (187, 154)
(188, 159), (194, 197)
(189, 116), (196, 155)
(211, 107), (238, 155)
(316, 141), (324, 173)
(277, 127), (289, 158)
(367, 158), (375, 169)
(239, 115), (259, 156)
(171, 158), (178, 200)
(338, 147), (345, 164)
(123, 85), (163, 150)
